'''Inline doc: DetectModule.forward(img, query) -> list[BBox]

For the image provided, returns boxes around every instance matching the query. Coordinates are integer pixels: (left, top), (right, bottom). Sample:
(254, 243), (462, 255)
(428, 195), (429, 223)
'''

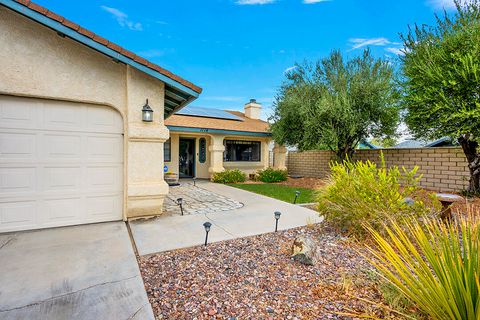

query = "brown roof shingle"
(7, 0), (202, 94)
(165, 111), (271, 134)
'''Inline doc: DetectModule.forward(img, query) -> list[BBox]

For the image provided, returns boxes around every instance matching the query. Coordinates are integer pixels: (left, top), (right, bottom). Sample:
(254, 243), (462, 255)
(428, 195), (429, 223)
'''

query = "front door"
(179, 138), (195, 178)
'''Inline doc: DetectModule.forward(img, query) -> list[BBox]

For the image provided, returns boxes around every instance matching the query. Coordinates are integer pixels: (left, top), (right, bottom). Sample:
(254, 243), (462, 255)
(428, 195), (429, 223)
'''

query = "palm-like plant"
(367, 212), (480, 319)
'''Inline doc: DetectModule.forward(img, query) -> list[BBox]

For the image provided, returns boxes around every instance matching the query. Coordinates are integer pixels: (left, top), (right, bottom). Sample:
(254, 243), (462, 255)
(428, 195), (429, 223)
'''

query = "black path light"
(142, 99), (154, 122)
(293, 190), (301, 204)
(177, 198), (184, 216)
(274, 211), (281, 232)
(193, 177), (197, 187)
(203, 222), (212, 246)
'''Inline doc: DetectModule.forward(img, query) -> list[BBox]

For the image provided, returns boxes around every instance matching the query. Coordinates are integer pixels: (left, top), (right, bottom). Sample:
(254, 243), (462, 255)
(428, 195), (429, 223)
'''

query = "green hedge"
(212, 169), (246, 184)
(257, 167), (288, 183)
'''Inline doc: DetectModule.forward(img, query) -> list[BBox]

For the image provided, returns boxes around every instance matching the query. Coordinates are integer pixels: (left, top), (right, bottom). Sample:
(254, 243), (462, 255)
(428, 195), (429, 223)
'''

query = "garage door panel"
(43, 166), (82, 192)
(86, 166), (122, 190)
(43, 102), (84, 130)
(0, 201), (37, 230)
(87, 106), (123, 133)
(0, 97), (37, 129)
(87, 136), (123, 160)
(44, 134), (82, 158)
(0, 132), (37, 159)
(0, 96), (124, 233)
(44, 197), (82, 223)
(85, 194), (122, 220)
(0, 167), (36, 194)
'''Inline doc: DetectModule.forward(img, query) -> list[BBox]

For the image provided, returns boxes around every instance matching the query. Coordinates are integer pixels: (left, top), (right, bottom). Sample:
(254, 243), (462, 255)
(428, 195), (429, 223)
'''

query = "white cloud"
(426, 0), (456, 10)
(303, 0), (330, 3)
(236, 0), (275, 4)
(348, 37), (398, 50)
(385, 47), (404, 56)
(101, 6), (143, 31)
(284, 66), (297, 73)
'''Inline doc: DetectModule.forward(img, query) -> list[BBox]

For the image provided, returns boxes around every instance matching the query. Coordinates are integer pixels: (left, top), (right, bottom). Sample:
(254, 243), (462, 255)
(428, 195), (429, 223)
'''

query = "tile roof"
(165, 110), (271, 134)
(5, 0), (202, 94)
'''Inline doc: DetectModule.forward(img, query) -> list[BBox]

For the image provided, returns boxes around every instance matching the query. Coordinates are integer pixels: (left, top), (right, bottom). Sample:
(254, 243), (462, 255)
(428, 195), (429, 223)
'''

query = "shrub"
(317, 154), (439, 238)
(257, 167), (288, 183)
(212, 169), (246, 184)
(367, 210), (480, 320)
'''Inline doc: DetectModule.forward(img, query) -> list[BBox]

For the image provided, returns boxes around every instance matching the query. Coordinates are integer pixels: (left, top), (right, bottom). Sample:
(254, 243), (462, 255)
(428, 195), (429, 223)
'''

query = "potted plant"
(164, 172), (179, 185)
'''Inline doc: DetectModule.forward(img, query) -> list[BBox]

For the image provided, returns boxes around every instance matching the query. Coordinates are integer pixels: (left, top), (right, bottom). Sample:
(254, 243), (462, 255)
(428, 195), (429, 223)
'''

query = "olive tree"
(401, 0), (480, 193)
(270, 49), (399, 161)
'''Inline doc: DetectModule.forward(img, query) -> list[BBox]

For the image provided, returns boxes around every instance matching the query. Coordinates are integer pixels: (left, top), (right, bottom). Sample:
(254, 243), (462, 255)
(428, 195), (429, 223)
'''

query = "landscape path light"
(274, 211), (281, 232)
(177, 198), (184, 216)
(293, 190), (300, 204)
(203, 222), (212, 246)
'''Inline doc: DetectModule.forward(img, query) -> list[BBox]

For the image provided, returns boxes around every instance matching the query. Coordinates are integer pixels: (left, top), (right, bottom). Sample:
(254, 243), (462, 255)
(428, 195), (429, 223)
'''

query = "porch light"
(142, 99), (154, 122)
(293, 191), (301, 204)
(203, 222), (212, 246)
(274, 211), (281, 232)
(177, 198), (184, 216)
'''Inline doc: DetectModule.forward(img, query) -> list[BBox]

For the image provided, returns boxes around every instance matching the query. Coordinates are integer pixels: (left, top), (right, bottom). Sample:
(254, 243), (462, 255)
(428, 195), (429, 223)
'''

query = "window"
(224, 140), (261, 162)
(164, 138), (171, 162)
(199, 138), (207, 163)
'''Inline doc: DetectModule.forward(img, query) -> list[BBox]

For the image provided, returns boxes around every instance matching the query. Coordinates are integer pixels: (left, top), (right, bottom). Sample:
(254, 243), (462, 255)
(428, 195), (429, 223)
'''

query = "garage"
(0, 95), (124, 233)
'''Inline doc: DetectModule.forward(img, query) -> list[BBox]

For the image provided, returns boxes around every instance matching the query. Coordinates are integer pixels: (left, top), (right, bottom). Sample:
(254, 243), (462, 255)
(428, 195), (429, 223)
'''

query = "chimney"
(244, 99), (261, 120)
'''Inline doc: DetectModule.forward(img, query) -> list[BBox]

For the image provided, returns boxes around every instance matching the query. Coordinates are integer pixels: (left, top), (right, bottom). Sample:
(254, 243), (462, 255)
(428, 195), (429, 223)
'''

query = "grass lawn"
(229, 183), (317, 204)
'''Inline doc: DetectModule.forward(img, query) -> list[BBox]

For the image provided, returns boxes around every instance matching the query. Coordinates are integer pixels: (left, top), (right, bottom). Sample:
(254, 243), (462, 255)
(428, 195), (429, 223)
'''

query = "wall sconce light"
(142, 99), (154, 122)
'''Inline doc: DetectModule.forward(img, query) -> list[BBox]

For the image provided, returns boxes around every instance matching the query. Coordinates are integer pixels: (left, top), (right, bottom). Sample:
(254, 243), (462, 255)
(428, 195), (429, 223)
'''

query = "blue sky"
(34, 0), (456, 119)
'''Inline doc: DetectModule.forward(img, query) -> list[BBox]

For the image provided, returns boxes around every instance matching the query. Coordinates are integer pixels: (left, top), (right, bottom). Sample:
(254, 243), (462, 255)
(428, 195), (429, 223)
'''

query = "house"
(393, 137), (454, 149)
(164, 100), (286, 178)
(0, 0), (202, 232)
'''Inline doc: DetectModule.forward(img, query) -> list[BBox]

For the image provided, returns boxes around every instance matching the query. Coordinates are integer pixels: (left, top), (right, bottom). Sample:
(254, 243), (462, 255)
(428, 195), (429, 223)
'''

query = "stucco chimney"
(244, 99), (261, 120)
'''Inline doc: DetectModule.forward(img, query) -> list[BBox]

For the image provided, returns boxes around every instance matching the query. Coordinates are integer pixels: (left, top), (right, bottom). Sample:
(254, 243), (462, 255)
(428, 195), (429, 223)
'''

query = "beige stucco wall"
(167, 131), (271, 178)
(0, 7), (169, 219)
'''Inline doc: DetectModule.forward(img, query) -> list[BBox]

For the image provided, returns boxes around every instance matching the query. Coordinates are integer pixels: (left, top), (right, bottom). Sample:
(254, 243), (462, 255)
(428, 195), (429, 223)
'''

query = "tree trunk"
(458, 135), (480, 194)
(336, 145), (355, 162)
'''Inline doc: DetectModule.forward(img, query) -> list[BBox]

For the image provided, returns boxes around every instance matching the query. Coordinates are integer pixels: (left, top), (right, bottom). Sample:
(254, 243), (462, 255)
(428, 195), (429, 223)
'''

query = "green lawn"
(229, 183), (317, 204)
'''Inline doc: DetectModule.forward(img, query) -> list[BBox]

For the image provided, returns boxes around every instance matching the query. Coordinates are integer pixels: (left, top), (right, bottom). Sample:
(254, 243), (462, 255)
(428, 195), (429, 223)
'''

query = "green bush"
(257, 167), (288, 183)
(367, 212), (480, 320)
(317, 154), (439, 238)
(212, 169), (246, 184)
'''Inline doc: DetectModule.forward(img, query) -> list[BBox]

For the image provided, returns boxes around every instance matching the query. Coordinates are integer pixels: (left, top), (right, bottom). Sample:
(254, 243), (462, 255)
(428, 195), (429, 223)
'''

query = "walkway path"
(163, 181), (243, 215)
(129, 180), (322, 255)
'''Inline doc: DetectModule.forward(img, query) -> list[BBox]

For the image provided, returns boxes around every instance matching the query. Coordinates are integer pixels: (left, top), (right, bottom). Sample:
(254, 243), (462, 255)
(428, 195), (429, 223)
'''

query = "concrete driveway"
(129, 181), (322, 255)
(0, 222), (154, 320)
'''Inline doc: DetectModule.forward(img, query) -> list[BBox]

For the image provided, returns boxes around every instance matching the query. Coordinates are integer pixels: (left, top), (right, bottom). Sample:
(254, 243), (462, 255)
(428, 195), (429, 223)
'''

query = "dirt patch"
(140, 225), (402, 319)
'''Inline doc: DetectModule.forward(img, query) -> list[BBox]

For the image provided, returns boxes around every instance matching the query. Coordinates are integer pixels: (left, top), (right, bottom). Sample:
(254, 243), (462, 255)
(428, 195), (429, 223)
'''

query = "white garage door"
(0, 96), (124, 233)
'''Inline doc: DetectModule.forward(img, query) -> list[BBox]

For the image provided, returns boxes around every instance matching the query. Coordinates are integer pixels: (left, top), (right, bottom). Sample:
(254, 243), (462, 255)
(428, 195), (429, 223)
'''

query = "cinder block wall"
(287, 147), (470, 192)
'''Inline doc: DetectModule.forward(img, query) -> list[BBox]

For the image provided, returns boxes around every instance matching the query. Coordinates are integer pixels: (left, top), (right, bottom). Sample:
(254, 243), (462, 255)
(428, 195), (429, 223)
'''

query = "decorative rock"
(291, 236), (319, 265)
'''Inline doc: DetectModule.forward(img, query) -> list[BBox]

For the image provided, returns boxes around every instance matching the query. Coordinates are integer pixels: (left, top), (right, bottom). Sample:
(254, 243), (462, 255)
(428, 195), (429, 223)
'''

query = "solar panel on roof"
(175, 106), (243, 121)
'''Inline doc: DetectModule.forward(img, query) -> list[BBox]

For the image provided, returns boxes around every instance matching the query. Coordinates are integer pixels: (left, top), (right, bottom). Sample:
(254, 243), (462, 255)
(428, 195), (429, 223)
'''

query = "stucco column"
(273, 142), (288, 170)
(208, 135), (225, 176)
(125, 66), (170, 218)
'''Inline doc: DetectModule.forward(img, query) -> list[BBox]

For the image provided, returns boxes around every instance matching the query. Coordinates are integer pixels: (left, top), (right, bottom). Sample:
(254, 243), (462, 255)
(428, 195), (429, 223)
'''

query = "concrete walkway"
(0, 222), (154, 320)
(129, 181), (322, 255)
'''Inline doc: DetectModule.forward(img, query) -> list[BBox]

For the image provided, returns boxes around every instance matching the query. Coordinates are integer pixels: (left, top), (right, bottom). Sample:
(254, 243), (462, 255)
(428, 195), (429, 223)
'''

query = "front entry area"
(179, 138), (195, 178)
(0, 96), (124, 233)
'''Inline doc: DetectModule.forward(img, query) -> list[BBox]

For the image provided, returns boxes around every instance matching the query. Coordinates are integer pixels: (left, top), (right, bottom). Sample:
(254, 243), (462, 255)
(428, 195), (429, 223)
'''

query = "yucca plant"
(366, 211), (480, 319)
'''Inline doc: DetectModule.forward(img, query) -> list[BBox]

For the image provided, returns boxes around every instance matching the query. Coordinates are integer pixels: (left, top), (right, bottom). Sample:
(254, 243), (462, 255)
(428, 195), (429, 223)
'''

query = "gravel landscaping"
(139, 224), (402, 319)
